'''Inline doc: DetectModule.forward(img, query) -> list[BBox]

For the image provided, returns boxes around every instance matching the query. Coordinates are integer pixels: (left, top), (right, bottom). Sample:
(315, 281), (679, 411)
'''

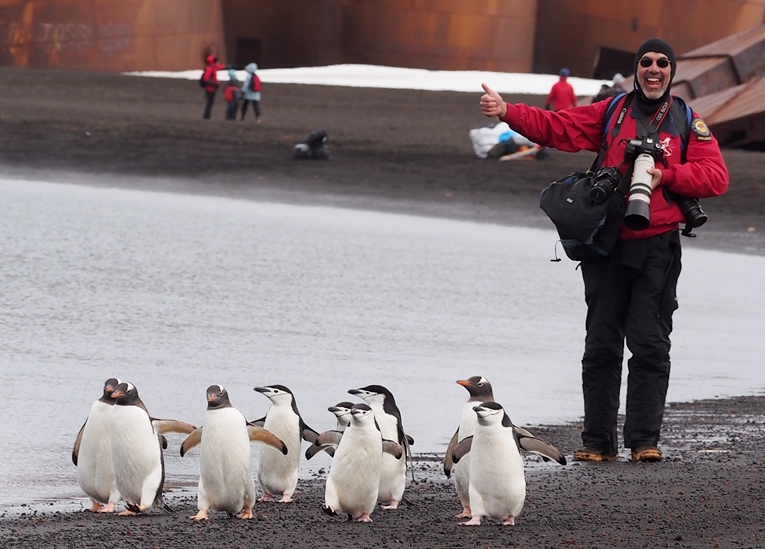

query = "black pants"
(579, 230), (682, 453)
(240, 99), (260, 120)
(225, 101), (239, 120)
(203, 90), (216, 119)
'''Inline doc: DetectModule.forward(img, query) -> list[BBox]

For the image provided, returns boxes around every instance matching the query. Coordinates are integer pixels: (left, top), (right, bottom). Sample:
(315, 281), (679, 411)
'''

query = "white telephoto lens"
(630, 153), (655, 203)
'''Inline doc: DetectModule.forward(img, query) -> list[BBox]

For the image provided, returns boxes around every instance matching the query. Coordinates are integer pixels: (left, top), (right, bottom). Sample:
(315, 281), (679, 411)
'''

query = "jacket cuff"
(661, 168), (676, 188)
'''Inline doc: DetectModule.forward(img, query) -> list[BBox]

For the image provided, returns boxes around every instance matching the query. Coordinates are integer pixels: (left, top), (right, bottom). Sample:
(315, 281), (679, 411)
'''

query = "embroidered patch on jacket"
(691, 118), (712, 141)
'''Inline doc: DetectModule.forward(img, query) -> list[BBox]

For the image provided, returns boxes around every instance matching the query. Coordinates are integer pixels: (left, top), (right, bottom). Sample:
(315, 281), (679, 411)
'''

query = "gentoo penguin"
(252, 385), (319, 502)
(110, 382), (196, 516)
(72, 377), (122, 512)
(304, 401), (354, 460)
(321, 403), (403, 522)
(179, 385), (288, 521)
(451, 401), (566, 526)
(348, 385), (413, 510)
(443, 376), (495, 519)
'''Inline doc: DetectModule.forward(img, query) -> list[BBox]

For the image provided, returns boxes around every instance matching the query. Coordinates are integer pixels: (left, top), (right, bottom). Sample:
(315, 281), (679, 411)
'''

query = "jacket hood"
(206, 55), (217, 65)
(245, 62), (258, 73)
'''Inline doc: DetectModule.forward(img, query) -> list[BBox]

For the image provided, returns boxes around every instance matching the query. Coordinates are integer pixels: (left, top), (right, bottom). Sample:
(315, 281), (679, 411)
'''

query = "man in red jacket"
(480, 39), (729, 463)
(201, 54), (227, 119)
(545, 68), (577, 111)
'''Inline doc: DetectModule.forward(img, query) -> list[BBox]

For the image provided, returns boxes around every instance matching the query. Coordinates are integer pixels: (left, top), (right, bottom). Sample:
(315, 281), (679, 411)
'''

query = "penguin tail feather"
(322, 504), (338, 517)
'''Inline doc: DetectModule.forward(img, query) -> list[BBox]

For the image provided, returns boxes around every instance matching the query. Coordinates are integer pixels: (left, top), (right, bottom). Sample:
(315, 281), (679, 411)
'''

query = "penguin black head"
(349, 384), (392, 399)
(457, 376), (494, 401)
(473, 401), (514, 427)
(328, 401), (354, 414)
(111, 382), (140, 406)
(350, 403), (376, 426)
(99, 377), (122, 404)
(206, 384), (232, 409)
(254, 384), (293, 398)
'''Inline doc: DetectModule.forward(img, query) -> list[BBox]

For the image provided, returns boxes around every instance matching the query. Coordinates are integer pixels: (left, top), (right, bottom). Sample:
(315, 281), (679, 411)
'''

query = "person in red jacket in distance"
(479, 39), (729, 463)
(545, 68), (578, 111)
(201, 54), (227, 119)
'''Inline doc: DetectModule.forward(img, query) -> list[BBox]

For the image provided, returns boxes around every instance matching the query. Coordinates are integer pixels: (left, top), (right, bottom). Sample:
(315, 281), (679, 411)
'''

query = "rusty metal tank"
(0, 0), (225, 71)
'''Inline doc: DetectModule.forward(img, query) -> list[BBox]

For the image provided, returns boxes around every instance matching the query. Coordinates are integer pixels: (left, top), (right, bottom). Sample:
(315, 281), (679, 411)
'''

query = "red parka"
(202, 55), (226, 93)
(500, 96), (729, 239)
(545, 78), (577, 111)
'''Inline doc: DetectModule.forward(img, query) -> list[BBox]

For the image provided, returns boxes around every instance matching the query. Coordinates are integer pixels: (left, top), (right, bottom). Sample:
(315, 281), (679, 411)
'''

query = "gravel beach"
(1, 67), (764, 548)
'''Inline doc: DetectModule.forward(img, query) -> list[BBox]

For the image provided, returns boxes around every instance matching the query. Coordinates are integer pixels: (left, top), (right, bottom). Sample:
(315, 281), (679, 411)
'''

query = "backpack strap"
(669, 95), (692, 163)
(591, 92), (633, 172)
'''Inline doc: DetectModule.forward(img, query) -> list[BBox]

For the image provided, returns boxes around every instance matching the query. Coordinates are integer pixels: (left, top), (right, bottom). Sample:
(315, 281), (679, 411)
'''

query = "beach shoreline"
(2, 67), (765, 547)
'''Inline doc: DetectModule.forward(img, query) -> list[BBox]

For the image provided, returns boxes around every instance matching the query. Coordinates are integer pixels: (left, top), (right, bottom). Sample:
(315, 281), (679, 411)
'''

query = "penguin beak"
(253, 387), (268, 394)
(456, 379), (472, 387)
(111, 390), (124, 398)
(207, 394), (217, 402)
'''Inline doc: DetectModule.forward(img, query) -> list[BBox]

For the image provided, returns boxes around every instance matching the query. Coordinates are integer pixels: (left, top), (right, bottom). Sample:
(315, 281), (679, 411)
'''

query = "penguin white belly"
(469, 430), (525, 521)
(325, 428), (381, 518)
(454, 401), (478, 507)
(111, 406), (163, 509)
(199, 408), (254, 514)
(372, 409), (405, 504)
(258, 408), (300, 497)
(77, 401), (119, 505)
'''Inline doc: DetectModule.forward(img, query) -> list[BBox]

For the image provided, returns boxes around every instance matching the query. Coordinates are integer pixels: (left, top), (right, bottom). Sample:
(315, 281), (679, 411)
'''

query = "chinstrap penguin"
(452, 401), (566, 526)
(443, 376), (495, 519)
(305, 401), (354, 460)
(348, 385), (413, 510)
(321, 403), (403, 522)
(252, 384), (319, 502)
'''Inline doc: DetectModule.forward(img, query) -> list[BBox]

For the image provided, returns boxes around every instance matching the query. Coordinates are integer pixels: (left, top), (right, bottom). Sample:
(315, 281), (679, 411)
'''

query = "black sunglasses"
(639, 57), (670, 68)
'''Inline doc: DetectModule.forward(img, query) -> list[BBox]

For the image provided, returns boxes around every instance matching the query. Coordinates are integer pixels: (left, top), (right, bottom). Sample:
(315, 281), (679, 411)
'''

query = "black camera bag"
(540, 169), (630, 261)
(539, 94), (634, 261)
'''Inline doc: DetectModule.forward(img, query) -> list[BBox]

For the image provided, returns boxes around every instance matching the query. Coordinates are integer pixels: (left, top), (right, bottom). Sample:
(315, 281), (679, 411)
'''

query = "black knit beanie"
(633, 38), (676, 110)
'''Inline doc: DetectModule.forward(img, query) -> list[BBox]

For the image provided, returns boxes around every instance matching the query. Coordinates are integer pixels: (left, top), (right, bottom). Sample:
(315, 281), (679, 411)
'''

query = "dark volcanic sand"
(1, 67), (764, 548)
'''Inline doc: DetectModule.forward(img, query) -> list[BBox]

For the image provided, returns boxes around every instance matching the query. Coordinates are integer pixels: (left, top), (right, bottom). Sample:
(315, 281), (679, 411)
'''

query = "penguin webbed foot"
(237, 508), (254, 520)
(189, 510), (210, 521)
(460, 516), (482, 526)
(356, 514), (373, 523)
(86, 501), (104, 512)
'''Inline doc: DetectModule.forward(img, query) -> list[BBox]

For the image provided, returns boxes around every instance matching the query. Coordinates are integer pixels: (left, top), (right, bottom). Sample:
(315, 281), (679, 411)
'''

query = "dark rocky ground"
(1, 67), (764, 548)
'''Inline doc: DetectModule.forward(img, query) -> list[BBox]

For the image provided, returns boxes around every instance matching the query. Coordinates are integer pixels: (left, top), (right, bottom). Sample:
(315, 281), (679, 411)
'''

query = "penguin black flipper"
(305, 430), (343, 460)
(159, 434), (168, 450)
(247, 423), (288, 454)
(300, 418), (320, 444)
(451, 436), (474, 464)
(512, 426), (567, 465)
(443, 428), (459, 478)
(180, 427), (203, 457)
(151, 418), (197, 435)
(382, 439), (403, 459)
(72, 421), (86, 466)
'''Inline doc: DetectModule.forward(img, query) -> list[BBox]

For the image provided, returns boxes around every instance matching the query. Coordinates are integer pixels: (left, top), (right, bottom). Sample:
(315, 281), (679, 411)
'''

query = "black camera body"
(589, 166), (621, 204)
(624, 137), (664, 162)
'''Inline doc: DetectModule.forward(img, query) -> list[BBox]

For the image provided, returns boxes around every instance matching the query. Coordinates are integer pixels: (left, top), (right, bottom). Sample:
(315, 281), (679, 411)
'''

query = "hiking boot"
(631, 446), (663, 462)
(573, 447), (617, 462)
